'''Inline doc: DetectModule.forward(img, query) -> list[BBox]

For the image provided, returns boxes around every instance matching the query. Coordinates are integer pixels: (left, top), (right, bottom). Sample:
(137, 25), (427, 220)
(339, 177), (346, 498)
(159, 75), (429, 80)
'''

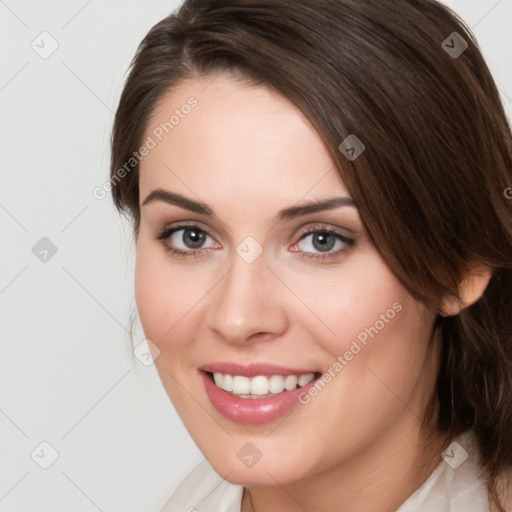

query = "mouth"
(199, 365), (322, 424)
(204, 370), (321, 399)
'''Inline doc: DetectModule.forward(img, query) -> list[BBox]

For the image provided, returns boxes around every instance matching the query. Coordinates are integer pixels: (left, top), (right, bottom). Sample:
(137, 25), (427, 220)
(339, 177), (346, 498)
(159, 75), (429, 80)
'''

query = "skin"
(135, 74), (451, 512)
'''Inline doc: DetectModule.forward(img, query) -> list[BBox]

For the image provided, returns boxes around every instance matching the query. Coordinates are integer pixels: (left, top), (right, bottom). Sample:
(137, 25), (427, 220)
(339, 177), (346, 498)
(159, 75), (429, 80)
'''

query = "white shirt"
(160, 431), (490, 512)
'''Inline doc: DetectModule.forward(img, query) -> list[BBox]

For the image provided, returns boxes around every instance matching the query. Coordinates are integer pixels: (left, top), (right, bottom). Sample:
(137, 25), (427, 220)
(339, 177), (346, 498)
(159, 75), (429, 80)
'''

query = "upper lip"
(200, 362), (319, 377)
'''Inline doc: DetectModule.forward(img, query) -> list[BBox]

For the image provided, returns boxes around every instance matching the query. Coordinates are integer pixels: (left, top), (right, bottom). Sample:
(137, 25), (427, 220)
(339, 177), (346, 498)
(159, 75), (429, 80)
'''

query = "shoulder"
(159, 459), (244, 512)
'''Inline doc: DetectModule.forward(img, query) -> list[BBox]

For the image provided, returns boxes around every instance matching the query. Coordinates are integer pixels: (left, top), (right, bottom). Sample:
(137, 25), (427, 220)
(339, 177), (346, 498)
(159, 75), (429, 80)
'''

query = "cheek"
(286, 250), (410, 357)
(134, 240), (203, 348)
(319, 293), (434, 435)
(288, 253), (435, 414)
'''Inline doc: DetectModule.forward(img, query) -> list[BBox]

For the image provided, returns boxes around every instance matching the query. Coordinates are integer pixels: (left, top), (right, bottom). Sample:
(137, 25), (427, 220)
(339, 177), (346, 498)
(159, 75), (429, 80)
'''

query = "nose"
(206, 254), (289, 346)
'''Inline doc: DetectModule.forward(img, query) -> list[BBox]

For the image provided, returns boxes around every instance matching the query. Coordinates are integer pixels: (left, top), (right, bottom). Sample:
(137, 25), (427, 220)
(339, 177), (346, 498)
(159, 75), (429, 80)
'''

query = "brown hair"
(110, 0), (512, 509)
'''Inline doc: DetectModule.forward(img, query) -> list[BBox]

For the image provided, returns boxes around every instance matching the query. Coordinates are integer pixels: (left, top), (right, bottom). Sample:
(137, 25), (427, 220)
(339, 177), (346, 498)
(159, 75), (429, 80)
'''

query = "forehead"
(139, 74), (349, 206)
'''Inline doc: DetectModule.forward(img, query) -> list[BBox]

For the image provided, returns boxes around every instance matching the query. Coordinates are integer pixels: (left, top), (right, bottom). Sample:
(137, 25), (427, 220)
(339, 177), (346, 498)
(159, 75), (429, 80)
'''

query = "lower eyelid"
(165, 247), (210, 258)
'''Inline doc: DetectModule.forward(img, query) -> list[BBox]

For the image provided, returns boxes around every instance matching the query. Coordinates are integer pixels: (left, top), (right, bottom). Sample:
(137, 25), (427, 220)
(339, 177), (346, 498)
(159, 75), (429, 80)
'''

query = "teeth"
(269, 375), (285, 394)
(232, 375), (250, 394)
(213, 372), (223, 387)
(250, 376), (269, 395)
(211, 372), (316, 397)
(284, 375), (298, 390)
(298, 373), (315, 386)
(223, 374), (233, 392)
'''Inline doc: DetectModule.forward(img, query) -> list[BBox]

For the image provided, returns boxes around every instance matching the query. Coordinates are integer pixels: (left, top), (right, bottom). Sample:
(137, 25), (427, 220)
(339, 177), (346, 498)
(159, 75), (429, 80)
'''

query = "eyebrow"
(142, 189), (213, 215)
(141, 188), (356, 221)
(277, 196), (356, 221)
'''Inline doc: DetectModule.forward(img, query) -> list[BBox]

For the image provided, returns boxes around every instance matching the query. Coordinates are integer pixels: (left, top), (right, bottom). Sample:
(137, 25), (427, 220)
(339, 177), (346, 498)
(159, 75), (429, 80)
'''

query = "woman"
(109, 0), (512, 510)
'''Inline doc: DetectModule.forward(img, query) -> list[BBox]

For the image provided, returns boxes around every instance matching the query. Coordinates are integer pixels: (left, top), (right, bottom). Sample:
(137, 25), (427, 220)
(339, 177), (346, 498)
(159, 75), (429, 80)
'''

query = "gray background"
(1, 1), (511, 511)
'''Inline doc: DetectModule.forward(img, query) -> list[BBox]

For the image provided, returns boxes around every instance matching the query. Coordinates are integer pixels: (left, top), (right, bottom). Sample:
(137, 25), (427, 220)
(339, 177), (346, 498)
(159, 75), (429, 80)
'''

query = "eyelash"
(154, 223), (355, 261)
(292, 225), (355, 261)
(155, 223), (215, 259)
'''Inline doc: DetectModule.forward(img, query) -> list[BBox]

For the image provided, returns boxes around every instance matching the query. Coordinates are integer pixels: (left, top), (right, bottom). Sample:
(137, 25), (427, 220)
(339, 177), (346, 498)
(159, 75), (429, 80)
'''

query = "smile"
(199, 363), (322, 424)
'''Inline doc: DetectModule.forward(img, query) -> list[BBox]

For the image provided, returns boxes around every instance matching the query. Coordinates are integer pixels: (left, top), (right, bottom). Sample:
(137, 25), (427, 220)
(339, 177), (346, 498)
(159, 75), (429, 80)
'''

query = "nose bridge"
(207, 250), (288, 343)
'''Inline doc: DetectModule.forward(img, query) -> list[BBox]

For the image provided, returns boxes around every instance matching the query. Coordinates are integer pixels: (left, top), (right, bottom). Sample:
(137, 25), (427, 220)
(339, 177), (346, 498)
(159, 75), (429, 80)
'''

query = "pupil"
(183, 229), (206, 248)
(313, 232), (335, 252)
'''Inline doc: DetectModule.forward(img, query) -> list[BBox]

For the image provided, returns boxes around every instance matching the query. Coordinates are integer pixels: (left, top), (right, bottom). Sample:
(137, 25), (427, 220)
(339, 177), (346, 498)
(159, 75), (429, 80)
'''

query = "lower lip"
(200, 371), (319, 424)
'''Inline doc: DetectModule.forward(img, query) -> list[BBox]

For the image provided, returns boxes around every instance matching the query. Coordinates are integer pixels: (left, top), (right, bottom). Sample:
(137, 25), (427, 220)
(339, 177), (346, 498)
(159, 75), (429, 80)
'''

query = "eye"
(290, 226), (354, 260)
(155, 224), (220, 257)
(170, 227), (211, 250)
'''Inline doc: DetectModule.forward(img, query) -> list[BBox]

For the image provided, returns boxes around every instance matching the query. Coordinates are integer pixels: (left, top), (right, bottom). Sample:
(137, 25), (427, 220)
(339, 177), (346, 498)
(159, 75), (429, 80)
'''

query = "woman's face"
(135, 74), (439, 486)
